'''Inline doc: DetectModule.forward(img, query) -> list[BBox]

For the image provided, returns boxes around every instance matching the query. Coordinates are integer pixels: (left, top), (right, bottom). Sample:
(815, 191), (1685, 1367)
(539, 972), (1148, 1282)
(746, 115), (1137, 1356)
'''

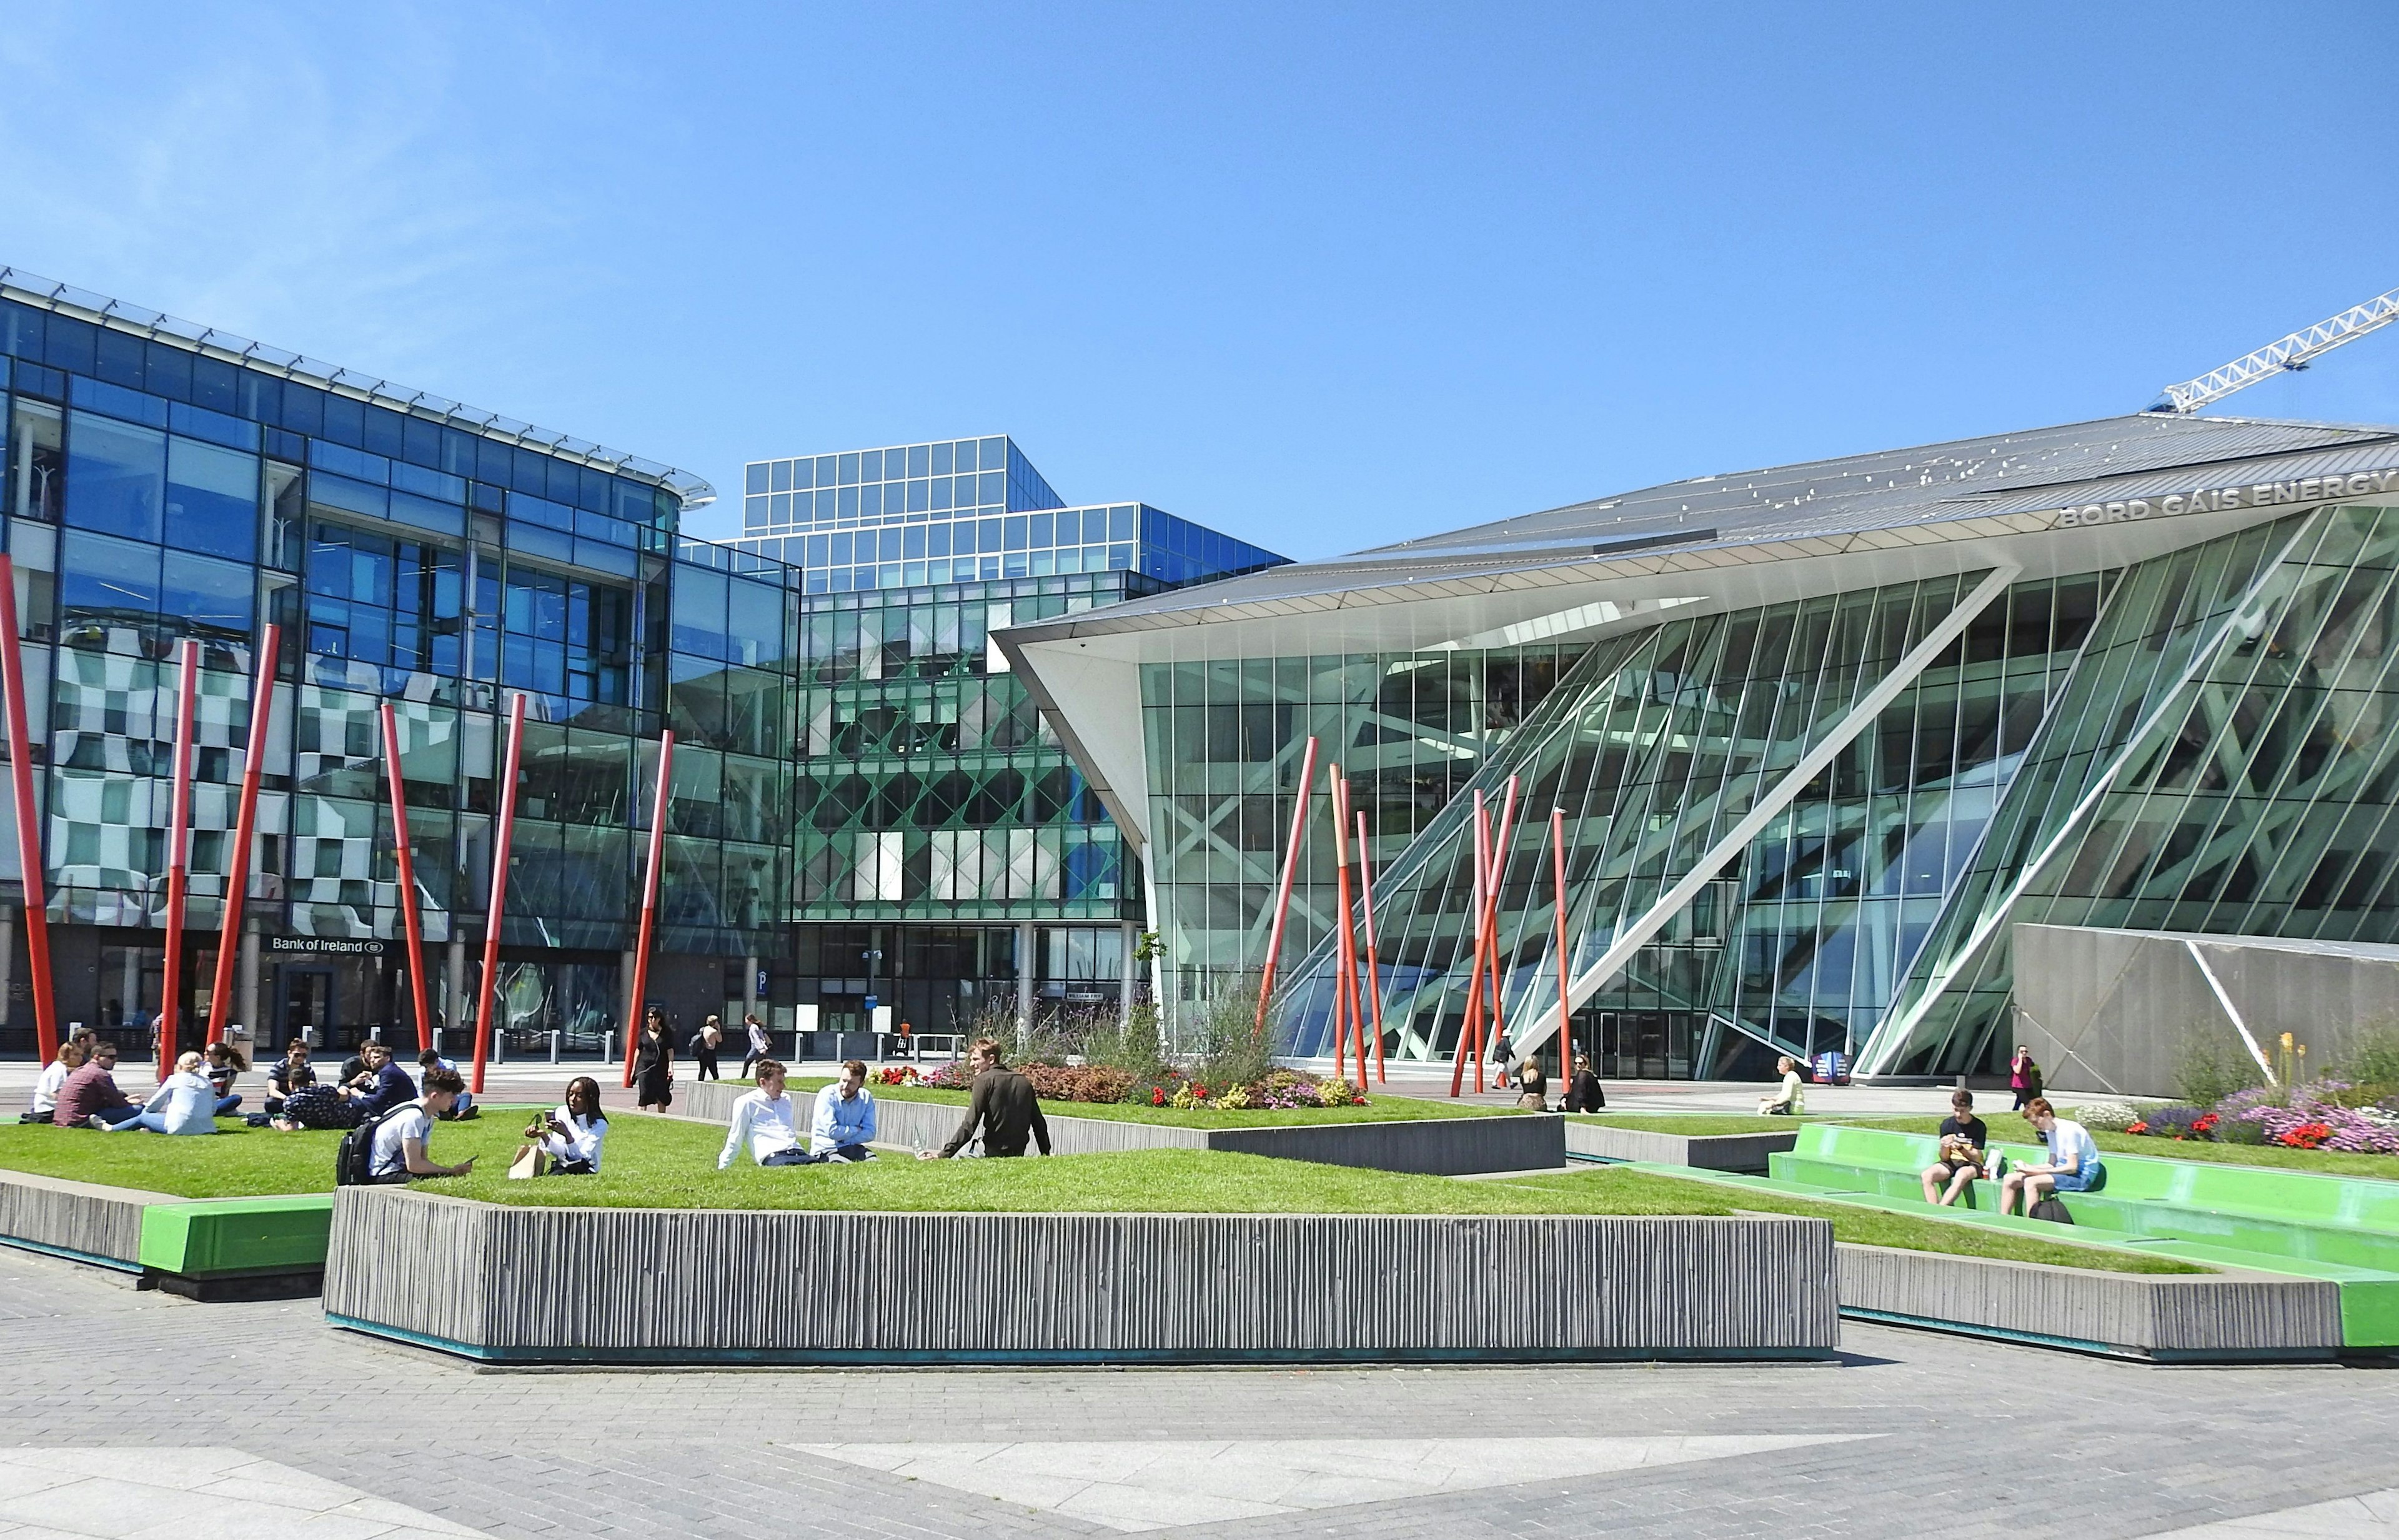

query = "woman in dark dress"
(633, 1008), (674, 1113)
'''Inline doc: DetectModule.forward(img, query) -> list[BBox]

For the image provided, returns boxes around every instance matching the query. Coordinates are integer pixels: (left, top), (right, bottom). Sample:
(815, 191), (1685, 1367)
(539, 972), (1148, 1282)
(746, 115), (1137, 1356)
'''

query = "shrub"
(2071, 1100), (2142, 1132)
(1018, 1064), (1135, 1104)
(2328, 1020), (2399, 1089)
(2137, 1105), (2217, 1141)
(1190, 983), (1276, 1093)
(2176, 1035), (2266, 1107)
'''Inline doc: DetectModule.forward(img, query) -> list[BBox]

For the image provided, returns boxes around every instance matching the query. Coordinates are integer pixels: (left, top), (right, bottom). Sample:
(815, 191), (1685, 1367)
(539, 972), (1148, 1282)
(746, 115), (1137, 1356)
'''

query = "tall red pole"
(1254, 734), (1319, 1038)
(1451, 791), (1491, 1098)
(469, 693), (527, 1095)
(1355, 808), (1388, 1084)
(207, 623), (279, 1048)
(379, 702), (434, 1055)
(156, 640), (200, 1080)
(1551, 805), (1572, 1093)
(621, 730), (675, 1088)
(0, 557), (57, 1065)
(1481, 776), (1521, 1081)
(1327, 767), (1362, 1086)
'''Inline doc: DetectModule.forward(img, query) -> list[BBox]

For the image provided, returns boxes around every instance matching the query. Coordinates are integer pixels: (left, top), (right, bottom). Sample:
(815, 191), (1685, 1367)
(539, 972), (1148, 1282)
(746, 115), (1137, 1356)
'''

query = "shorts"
(2052, 1163), (2105, 1193)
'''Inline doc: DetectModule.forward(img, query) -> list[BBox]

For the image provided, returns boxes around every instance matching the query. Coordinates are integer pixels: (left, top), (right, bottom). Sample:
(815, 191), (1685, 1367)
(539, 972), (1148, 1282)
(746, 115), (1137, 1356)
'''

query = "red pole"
(469, 693), (527, 1096)
(1450, 790), (1490, 1098)
(1354, 808), (1388, 1084)
(1327, 768), (1362, 1086)
(156, 640), (199, 1080)
(1481, 776), (1521, 1082)
(380, 702), (434, 1056)
(621, 730), (675, 1089)
(207, 623), (279, 1048)
(1551, 805), (1572, 1094)
(0, 557), (57, 1065)
(1254, 734), (1319, 1038)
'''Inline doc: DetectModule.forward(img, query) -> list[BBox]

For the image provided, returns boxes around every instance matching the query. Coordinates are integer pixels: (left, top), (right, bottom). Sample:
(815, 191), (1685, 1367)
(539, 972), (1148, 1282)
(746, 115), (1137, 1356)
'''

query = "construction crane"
(2148, 285), (2399, 415)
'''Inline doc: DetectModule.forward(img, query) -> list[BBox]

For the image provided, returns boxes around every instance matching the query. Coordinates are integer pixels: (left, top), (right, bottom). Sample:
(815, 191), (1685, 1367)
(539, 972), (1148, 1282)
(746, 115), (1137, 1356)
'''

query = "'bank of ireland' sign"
(2052, 468), (2399, 528)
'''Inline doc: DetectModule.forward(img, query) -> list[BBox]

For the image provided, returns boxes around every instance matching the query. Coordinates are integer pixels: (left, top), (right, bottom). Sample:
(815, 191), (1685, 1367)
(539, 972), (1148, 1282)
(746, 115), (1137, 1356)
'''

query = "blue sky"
(6, 2), (2397, 560)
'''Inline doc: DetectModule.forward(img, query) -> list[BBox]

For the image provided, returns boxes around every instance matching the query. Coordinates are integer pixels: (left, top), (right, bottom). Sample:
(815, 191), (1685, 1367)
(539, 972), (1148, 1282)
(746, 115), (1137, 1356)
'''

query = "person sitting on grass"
(368, 1065), (477, 1184)
(718, 1060), (813, 1168)
(1919, 1088), (1989, 1206)
(344, 1042), (417, 1118)
(1513, 1055), (1549, 1111)
(528, 1076), (608, 1175)
(923, 1038), (1051, 1160)
(1756, 1056), (1805, 1116)
(24, 1039), (84, 1124)
(56, 1041), (142, 1130)
(1563, 1051), (1606, 1112)
(202, 1041), (245, 1116)
(104, 1051), (218, 1135)
(811, 1059), (879, 1162)
(1997, 1096), (2105, 1216)
(265, 1038), (315, 1117)
(415, 1050), (477, 1120)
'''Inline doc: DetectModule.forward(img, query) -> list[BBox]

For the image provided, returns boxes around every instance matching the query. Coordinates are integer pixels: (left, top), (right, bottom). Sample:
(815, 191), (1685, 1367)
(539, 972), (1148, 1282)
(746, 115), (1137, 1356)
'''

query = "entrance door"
(278, 968), (335, 1050)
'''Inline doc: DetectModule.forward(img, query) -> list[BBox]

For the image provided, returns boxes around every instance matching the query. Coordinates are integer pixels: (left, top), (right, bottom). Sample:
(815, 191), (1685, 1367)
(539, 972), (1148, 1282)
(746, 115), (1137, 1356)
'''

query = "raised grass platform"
(0, 1167), (330, 1295)
(1564, 1120), (1799, 1173)
(323, 1183), (1840, 1364)
(675, 1078), (1564, 1176)
(1761, 1125), (2399, 1351)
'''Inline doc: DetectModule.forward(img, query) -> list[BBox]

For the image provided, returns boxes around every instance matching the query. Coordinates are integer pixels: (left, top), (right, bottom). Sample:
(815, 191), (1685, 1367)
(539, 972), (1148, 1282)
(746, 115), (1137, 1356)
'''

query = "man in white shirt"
(717, 1060), (813, 1168)
(811, 1059), (878, 1161)
(1997, 1096), (2106, 1215)
(369, 1066), (478, 1183)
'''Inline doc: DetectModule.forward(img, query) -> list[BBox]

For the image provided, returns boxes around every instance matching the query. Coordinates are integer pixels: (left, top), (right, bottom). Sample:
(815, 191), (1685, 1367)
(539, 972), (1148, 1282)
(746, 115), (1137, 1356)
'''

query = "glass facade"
(713, 436), (1288, 1035)
(0, 284), (717, 1053)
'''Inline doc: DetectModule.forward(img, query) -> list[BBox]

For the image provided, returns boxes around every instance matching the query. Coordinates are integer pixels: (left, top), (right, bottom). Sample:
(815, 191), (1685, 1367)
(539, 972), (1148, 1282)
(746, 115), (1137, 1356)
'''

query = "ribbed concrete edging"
(1566, 1123), (1799, 1174)
(1836, 1243), (2345, 1361)
(322, 1187), (1839, 1364)
(0, 1168), (172, 1274)
(673, 1078), (1557, 1174)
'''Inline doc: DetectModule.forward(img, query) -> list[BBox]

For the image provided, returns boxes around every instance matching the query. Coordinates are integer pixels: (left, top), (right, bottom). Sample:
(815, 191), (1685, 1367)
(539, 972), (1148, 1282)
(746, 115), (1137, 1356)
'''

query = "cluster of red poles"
(1249, 736), (1576, 1097)
(0, 554), (675, 1095)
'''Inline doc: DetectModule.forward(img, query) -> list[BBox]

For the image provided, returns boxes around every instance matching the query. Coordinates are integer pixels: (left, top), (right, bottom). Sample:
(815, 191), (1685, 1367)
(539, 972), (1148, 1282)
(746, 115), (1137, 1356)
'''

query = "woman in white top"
(528, 1076), (608, 1175)
(1998, 1096), (2107, 1215)
(106, 1051), (219, 1135)
(1756, 1056), (1806, 1116)
(27, 1041), (85, 1122)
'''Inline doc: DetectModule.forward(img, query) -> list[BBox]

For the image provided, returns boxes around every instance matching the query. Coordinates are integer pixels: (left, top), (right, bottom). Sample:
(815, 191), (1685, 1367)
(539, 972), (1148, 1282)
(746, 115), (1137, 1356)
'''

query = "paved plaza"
(0, 1244), (2393, 1540)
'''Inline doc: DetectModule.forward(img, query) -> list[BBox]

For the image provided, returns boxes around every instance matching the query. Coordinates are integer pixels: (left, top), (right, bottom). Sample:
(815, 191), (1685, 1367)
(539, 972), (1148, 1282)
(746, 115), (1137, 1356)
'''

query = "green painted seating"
(138, 1196), (334, 1278)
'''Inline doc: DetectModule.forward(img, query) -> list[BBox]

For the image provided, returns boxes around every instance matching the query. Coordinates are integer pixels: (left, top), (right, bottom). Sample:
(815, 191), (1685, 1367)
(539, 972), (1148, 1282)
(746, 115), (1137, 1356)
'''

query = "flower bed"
(2121, 1083), (2399, 1156)
(872, 1061), (1368, 1111)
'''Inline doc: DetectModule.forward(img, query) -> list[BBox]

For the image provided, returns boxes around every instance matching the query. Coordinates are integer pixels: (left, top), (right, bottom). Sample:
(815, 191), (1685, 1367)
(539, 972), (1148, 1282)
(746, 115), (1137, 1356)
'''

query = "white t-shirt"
(2044, 1118), (2100, 1175)
(717, 1088), (803, 1168)
(370, 1103), (434, 1178)
(538, 1105), (608, 1170)
(32, 1060), (69, 1115)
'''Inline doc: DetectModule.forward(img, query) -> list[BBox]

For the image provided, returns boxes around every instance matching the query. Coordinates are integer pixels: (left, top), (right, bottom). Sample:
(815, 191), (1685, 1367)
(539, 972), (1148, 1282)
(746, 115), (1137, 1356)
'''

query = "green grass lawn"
(777, 1076), (1502, 1127)
(0, 1111), (2193, 1270)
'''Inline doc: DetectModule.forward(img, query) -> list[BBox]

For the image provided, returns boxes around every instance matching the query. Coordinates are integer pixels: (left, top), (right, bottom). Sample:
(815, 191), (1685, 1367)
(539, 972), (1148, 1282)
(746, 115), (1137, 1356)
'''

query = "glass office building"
(1005, 415), (2399, 1078)
(0, 267), (722, 1056)
(719, 439), (1284, 1035)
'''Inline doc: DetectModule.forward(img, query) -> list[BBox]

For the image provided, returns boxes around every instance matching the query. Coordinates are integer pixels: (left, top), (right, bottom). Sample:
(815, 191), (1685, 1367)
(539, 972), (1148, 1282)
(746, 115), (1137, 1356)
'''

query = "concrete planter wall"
(0, 1169), (162, 1272)
(675, 1078), (1561, 1175)
(1565, 1122), (1800, 1174)
(323, 1187), (1839, 1364)
(1837, 1243), (2345, 1361)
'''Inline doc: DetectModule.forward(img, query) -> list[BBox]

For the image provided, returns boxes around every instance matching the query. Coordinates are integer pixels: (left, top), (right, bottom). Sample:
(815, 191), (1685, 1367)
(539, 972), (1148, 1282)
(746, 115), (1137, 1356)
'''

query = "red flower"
(1151, 1088), (1166, 1106)
(2126, 1121), (2148, 1135)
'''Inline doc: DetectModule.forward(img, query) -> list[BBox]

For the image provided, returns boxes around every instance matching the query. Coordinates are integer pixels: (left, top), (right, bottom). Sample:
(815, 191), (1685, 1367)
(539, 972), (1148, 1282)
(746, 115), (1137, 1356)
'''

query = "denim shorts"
(2052, 1162), (2105, 1193)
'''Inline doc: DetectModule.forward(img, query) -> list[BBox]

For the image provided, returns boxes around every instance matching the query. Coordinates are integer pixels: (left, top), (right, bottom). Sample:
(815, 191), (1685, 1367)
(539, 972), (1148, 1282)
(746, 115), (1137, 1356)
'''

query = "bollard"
(602, 1030), (613, 1065)
(549, 1030), (560, 1064)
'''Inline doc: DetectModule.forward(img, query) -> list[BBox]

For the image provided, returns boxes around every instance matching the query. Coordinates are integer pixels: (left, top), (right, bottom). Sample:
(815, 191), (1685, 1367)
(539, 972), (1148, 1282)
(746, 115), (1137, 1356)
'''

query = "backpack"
(2029, 1196), (2074, 1225)
(335, 1108), (400, 1187)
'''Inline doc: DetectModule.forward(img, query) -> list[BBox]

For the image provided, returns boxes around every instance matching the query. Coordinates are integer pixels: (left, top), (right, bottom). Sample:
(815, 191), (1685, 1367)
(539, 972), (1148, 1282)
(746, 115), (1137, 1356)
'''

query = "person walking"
(691, 1015), (723, 1081)
(633, 1007), (675, 1113)
(740, 1012), (772, 1078)
(922, 1038), (1050, 1159)
(2009, 1045), (2042, 1113)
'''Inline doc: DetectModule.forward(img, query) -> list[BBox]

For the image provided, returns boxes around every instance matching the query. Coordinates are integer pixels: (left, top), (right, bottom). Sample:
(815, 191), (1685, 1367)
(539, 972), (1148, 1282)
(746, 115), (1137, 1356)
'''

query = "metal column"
(1015, 920), (1035, 1040)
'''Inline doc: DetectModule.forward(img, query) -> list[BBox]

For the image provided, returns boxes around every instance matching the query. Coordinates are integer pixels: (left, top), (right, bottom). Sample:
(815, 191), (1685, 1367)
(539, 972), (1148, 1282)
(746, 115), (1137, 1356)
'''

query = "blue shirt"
(357, 1061), (418, 1116)
(811, 1083), (877, 1153)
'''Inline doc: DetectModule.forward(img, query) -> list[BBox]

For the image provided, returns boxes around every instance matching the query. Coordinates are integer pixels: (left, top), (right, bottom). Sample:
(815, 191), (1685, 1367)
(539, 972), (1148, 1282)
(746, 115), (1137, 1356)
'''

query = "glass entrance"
(277, 968), (335, 1050)
(1594, 1010), (1697, 1080)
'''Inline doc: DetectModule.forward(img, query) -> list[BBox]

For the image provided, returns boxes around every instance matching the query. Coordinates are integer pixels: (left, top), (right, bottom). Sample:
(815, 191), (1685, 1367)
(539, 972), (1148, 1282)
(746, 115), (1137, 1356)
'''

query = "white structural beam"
(1539, 565), (2022, 1041)
(2155, 287), (2399, 415)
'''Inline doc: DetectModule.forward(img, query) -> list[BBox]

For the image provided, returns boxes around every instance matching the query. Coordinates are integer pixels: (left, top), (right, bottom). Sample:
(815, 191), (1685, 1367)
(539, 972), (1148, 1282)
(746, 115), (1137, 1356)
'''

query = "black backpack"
(2029, 1196), (2074, 1225)
(335, 1109), (400, 1187)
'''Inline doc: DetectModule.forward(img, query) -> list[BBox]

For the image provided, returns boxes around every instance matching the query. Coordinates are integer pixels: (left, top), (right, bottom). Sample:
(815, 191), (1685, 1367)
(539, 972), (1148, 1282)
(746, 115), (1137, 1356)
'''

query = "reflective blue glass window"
(60, 529), (162, 628)
(906, 479), (928, 513)
(978, 437), (1003, 469)
(793, 457), (815, 491)
(743, 495), (768, 526)
(906, 444), (929, 477)
(1056, 508), (1080, 545)
(745, 462), (770, 495)
(878, 527), (902, 562)
(770, 492), (792, 522)
(805, 535), (829, 567)
(69, 375), (167, 428)
(812, 489), (834, 519)
(814, 455), (835, 486)
(928, 522), (950, 557)
(1029, 512), (1051, 549)
(903, 525), (926, 560)
(1003, 516), (1027, 552)
(65, 412), (166, 542)
(978, 471), (1002, 506)
(830, 532), (852, 565)
(1110, 505), (1134, 541)
(838, 486), (858, 519)
(837, 453), (860, 485)
(768, 460), (791, 493)
(931, 442), (953, 475)
(979, 517), (1001, 552)
(166, 437), (258, 562)
(161, 550), (255, 640)
(930, 477), (953, 512)
(860, 449), (882, 482)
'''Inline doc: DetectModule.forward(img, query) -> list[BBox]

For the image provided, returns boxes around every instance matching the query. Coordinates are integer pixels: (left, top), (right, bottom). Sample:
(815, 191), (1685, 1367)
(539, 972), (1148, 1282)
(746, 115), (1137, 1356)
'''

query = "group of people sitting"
(1916, 1089), (2105, 1214)
(718, 1038), (1051, 1168)
(22, 1029), (482, 1139)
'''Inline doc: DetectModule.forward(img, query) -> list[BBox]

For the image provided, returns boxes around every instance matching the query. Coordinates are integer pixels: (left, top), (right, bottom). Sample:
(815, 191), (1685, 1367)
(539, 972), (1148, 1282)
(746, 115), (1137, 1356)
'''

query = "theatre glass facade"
(1003, 415), (2399, 1079)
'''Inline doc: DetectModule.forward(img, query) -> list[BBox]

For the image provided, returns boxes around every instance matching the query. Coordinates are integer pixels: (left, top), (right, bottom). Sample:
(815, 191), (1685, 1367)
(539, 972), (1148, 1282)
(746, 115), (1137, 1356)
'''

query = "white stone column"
(743, 952), (759, 1021)
(0, 903), (14, 1030)
(1120, 919), (1137, 1026)
(238, 921), (261, 1038)
(1015, 920), (1035, 1043)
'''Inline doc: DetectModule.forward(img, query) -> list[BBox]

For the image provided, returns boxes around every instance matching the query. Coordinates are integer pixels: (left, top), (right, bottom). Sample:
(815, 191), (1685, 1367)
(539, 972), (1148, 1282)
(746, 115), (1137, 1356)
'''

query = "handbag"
(507, 1143), (547, 1180)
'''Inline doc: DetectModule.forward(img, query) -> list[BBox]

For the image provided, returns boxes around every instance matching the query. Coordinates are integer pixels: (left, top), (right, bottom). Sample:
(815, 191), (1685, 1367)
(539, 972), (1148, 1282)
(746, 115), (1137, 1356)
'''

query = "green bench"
(1766, 1124), (2399, 1347)
(137, 1196), (334, 1296)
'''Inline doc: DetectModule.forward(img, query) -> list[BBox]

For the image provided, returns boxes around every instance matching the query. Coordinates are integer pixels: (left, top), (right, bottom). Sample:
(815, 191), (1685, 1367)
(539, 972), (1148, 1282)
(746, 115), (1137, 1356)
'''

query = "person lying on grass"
(718, 1060), (815, 1167)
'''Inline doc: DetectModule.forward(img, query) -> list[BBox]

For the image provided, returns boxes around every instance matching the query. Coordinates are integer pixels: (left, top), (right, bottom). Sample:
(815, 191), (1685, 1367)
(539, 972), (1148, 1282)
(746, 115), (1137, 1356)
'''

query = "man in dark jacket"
(342, 1042), (418, 1118)
(923, 1038), (1051, 1159)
